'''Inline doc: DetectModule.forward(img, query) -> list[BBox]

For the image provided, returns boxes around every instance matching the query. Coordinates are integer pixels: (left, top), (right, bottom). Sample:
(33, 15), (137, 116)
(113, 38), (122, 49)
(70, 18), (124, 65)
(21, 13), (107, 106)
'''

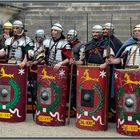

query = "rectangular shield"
(0, 64), (27, 122)
(115, 69), (140, 136)
(76, 65), (108, 131)
(35, 65), (68, 126)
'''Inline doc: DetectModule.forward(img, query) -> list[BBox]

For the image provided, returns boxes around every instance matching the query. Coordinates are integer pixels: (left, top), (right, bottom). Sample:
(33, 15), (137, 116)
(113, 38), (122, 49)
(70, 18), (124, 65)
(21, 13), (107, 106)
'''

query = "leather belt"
(87, 63), (100, 66)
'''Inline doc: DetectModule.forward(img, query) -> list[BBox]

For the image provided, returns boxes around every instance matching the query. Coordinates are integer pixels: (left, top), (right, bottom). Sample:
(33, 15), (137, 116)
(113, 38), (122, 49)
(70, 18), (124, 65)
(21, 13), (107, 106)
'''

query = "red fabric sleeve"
(62, 48), (72, 59)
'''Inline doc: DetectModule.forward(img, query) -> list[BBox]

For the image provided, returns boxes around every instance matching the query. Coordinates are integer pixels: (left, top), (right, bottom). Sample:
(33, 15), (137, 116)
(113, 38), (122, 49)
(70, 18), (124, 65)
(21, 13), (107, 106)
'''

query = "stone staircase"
(5, 2), (140, 43)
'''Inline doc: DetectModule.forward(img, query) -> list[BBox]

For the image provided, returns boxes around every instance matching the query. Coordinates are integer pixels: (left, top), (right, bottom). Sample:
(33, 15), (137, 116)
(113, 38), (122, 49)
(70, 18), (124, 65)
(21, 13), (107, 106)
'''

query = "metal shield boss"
(76, 66), (108, 131)
(0, 64), (27, 122)
(35, 65), (68, 126)
(115, 69), (140, 136)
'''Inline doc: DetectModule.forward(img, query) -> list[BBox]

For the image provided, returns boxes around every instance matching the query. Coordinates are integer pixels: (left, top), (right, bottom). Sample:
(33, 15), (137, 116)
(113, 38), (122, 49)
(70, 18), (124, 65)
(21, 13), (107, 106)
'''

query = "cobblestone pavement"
(0, 114), (132, 138)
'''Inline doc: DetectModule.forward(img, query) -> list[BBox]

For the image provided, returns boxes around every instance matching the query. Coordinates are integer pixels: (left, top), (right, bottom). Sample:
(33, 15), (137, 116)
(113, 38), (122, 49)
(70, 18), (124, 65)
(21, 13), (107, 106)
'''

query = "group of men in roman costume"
(0, 19), (140, 123)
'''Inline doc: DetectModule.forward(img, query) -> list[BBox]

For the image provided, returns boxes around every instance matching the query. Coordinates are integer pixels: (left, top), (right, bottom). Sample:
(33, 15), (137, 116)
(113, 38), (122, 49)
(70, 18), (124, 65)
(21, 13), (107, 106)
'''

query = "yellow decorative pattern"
(41, 68), (55, 80)
(27, 104), (36, 110)
(124, 73), (140, 85)
(0, 112), (12, 119)
(38, 115), (53, 122)
(0, 67), (14, 78)
(108, 112), (114, 118)
(29, 66), (37, 73)
(122, 124), (140, 132)
(79, 119), (95, 126)
(81, 69), (98, 82)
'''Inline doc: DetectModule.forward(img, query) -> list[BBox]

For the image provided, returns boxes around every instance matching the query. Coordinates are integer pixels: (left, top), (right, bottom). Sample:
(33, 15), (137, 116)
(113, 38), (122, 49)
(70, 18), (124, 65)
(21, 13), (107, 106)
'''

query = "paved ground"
(0, 114), (133, 138)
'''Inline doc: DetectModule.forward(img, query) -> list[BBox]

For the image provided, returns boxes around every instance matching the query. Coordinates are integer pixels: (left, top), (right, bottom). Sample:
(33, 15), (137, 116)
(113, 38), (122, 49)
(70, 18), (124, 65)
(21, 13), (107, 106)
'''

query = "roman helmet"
(3, 21), (13, 29)
(67, 29), (77, 36)
(51, 23), (63, 31)
(103, 22), (114, 35)
(13, 20), (24, 28)
(67, 29), (77, 42)
(12, 20), (25, 36)
(133, 24), (140, 31)
(92, 25), (103, 33)
(133, 24), (140, 40)
(35, 29), (45, 39)
(51, 23), (63, 40)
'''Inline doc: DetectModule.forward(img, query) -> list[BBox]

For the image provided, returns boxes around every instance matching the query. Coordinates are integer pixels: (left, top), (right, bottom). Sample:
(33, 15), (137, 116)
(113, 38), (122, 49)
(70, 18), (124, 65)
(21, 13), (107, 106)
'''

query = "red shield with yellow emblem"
(76, 65), (108, 131)
(35, 65), (68, 126)
(115, 69), (140, 136)
(0, 64), (27, 122)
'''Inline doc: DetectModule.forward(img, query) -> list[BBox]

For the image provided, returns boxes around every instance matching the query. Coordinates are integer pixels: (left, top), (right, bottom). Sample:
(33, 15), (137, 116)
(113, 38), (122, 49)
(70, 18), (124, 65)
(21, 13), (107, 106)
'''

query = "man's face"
(67, 34), (74, 42)
(92, 31), (100, 39)
(103, 28), (110, 36)
(36, 37), (44, 43)
(133, 29), (140, 40)
(13, 26), (23, 36)
(3, 28), (12, 35)
(51, 29), (61, 40)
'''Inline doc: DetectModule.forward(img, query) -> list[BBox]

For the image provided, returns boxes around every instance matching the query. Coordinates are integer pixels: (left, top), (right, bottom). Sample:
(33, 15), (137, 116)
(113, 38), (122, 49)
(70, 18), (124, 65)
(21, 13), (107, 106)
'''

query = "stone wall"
(2, 2), (140, 43)
(0, 2), (22, 34)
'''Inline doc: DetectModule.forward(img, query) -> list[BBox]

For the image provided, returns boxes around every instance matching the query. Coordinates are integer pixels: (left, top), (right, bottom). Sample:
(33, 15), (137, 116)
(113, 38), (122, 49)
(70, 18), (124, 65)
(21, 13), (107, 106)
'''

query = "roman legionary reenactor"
(0, 20), (34, 122)
(85, 24), (115, 67)
(67, 29), (85, 65)
(102, 23), (123, 122)
(44, 23), (72, 68)
(26, 29), (46, 114)
(4, 20), (34, 67)
(76, 25), (115, 131)
(102, 23), (122, 55)
(107, 24), (140, 136)
(67, 29), (85, 117)
(0, 21), (13, 61)
(27, 29), (46, 66)
(35, 23), (72, 126)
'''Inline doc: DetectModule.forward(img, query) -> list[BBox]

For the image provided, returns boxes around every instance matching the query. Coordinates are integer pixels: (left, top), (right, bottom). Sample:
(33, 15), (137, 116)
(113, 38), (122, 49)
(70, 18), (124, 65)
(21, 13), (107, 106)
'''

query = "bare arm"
(54, 58), (69, 70)
(108, 57), (121, 65)
(0, 48), (6, 58)
(18, 54), (27, 68)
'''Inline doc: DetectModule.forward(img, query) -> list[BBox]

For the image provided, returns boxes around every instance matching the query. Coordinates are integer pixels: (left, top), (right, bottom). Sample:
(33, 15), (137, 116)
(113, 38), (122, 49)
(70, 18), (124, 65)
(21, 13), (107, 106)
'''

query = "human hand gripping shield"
(28, 50), (34, 60)
(25, 50), (35, 67)
(53, 62), (63, 71)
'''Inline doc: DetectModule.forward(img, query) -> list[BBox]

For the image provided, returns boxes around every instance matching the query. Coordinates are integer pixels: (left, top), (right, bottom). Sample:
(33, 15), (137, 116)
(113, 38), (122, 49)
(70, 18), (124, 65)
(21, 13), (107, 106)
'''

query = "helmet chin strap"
(71, 35), (77, 42)
(52, 33), (61, 41)
(15, 29), (24, 37)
